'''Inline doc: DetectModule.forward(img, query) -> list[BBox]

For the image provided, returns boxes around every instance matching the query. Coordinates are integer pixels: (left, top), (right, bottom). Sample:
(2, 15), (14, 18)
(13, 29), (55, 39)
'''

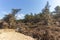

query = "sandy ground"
(0, 29), (35, 40)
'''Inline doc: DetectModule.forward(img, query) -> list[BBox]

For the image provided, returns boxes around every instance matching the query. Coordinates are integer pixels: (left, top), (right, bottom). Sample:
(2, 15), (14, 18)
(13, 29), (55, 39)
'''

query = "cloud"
(0, 11), (25, 20)
(1, 11), (9, 15)
(15, 13), (25, 20)
(0, 11), (8, 19)
(0, 11), (9, 19)
(50, 0), (60, 11)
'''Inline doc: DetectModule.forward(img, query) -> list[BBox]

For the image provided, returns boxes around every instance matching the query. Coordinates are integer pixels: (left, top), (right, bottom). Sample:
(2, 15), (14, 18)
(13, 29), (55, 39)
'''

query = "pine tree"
(3, 9), (20, 28)
(54, 6), (60, 19)
(42, 1), (53, 26)
(24, 13), (34, 22)
(55, 6), (60, 14)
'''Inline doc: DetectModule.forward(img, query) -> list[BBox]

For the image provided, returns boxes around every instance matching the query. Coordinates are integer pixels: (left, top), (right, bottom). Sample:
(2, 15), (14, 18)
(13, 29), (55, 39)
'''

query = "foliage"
(3, 9), (21, 28)
(1, 2), (60, 40)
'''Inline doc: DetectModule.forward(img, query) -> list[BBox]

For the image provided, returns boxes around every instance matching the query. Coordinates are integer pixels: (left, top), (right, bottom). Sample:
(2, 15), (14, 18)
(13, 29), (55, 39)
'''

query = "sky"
(0, 0), (60, 19)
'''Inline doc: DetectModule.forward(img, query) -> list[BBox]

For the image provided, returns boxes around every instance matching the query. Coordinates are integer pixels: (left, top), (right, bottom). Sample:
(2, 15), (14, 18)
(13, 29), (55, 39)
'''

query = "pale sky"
(0, 0), (60, 19)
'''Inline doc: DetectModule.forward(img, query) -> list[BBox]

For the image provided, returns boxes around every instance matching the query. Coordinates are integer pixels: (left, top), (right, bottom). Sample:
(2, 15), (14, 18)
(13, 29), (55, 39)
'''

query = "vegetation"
(0, 1), (60, 40)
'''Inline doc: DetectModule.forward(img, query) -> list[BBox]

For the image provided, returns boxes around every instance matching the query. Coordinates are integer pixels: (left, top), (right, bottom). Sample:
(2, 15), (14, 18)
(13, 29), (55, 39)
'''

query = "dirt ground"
(0, 29), (35, 40)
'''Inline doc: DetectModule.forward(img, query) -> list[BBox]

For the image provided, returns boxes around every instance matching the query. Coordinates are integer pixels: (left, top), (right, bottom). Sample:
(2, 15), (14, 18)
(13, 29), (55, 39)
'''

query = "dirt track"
(0, 29), (35, 40)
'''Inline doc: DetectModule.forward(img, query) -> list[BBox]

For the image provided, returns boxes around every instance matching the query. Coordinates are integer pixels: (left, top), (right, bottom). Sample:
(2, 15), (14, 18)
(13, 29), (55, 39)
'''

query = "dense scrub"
(0, 1), (60, 40)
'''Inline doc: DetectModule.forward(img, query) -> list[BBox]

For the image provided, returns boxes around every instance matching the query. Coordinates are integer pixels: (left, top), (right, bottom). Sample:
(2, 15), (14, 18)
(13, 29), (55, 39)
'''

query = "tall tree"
(12, 9), (21, 16)
(55, 6), (60, 14)
(42, 1), (53, 25)
(3, 9), (21, 28)
(24, 13), (34, 22)
(53, 6), (60, 19)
